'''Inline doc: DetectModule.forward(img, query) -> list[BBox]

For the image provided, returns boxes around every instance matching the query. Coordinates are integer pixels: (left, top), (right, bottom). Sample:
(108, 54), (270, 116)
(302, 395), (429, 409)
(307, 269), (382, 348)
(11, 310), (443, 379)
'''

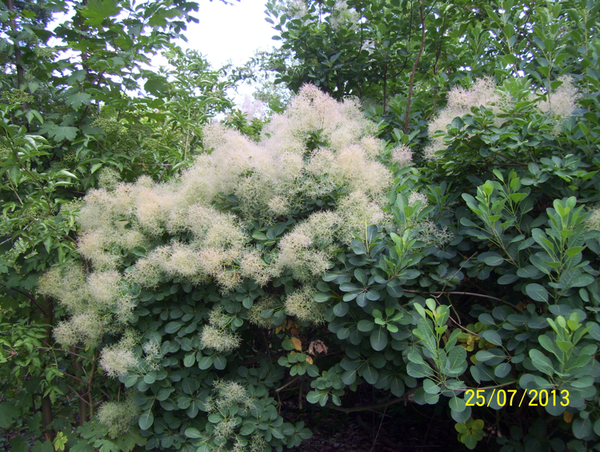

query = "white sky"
(51, 1), (278, 105)
(152, 0), (279, 105)
(49, 1), (277, 71)
(183, 0), (277, 69)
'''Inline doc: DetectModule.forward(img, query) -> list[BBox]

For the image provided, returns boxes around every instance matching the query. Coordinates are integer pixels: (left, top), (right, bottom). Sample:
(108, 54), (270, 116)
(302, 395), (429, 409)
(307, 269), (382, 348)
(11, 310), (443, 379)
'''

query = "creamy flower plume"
(285, 286), (325, 324)
(391, 145), (413, 168)
(200, 325), (241, 352)
(99, 332), (140, 378)
(425, 78), (502, 160)
(97, 397), (139, 439)
(425, 77), (581, 160)
(537, 76), (581, 120)
(585, 207), (600, 232)
(41, 85), (395, 376)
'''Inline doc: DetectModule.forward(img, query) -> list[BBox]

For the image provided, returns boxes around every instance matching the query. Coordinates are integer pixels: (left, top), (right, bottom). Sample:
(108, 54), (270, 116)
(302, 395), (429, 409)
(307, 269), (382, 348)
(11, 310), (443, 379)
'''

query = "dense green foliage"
(0, 0), (233, 449)
(1, 0), (600, 451)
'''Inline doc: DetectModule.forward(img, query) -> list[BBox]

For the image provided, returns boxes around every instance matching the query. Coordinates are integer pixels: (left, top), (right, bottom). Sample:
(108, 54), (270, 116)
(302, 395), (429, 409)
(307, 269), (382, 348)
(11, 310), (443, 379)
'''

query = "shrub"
(41, 76), (600, 451)
(41, 85), (392, 450)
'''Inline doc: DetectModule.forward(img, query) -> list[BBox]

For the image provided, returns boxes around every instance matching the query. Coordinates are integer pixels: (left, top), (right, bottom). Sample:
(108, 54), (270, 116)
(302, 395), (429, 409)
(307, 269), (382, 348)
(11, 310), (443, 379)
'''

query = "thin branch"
(427, 89), (438, 121)
(370, 404), (388, 452)
(65, 383), (92, 407)
(63, 372), (111, 399)
(275, 376), (299, 393)
(5, 175), (24, 205)
(38, 347), (91, 363)
(157, 164), (169, 183)
(88, 351), (98, 420)
(403, 289), (522, 312)
(448, 315), (480, 336)
(41, 220), (78, 244)
(0, 283), (48, 316)
(327, 396), (405, 413)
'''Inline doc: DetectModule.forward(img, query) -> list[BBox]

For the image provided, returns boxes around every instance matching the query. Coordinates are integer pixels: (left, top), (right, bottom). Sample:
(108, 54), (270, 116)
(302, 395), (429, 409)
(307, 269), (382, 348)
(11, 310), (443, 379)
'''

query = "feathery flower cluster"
(77, 231), (119, 270)
(415, 220), (454, 246)
(336, 192), (392, 244)
(445, 77), (501, 111)
(210, 380), (254, 413)
(97, 167), (121, 191)
(267, 195), (290, 216)
(159, 242), (204, 279)
(203, 380), (255, 444)
(585, 207), (600, 232)
(87, 270), (122, 308)
(263, 84), (377, 155)
(200, 325), (241, 352)
(138, 86), (387, 288)
(142, 339), (162, 372)
(76, 183), (149, 270)
(99, 331), (139, 378)
(134, 185), (177, 236)
(52, 321), (79, 347)
(283, 0), (308, 20)
(100, 345), (138, 378)
(239, 96), (265, 122)
(124, 251), (164, 288)
(391, 145), (413, 168)
(248, 296), (281, 328)
(359, 136), (382, 158)
(97, 397), (139, 439)
(425, 77), (581, 159)
(248, 435), (269, 452)
(537, 76), (581, 120)
(425, 78), (502, 160)
(200, 307), (241, 352)
(39, 265), (129, 347)
(285, 286), (325, 324)
(408, 191), (428, 213)
(240, 249), (271, 286)
(295, 211), (342, 251)
(330, 1), (360, 31)
(214, 418), (238, 440)
(38, 265), (89, 315)
(53, 312), (106, 347)
(276, 230), (330, 282)
(198, 248), (241, 292)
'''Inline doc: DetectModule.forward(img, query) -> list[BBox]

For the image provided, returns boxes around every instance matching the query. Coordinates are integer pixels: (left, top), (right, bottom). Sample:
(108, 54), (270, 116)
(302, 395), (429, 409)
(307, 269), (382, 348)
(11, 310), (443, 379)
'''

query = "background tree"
(263, 0), (598, 143)
(0, 0), (235, 448)
(264, 0), (486, 136)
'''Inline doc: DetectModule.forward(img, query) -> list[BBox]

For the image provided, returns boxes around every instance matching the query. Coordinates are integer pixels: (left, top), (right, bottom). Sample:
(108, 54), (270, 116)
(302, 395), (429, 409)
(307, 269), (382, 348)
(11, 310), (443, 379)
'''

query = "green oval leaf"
(138, 409), (154, 430)
(480, 330), (502, 346)
(525, 283), (549, 303)
(370, 327), (388, 351)
(357, 319), (374, 332)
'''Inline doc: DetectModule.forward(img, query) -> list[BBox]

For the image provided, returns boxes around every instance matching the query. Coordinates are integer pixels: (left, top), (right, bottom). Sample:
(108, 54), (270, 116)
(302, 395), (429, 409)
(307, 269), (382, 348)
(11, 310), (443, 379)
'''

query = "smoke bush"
(40, 85), (394, 449)
(424, 77), (581, 160)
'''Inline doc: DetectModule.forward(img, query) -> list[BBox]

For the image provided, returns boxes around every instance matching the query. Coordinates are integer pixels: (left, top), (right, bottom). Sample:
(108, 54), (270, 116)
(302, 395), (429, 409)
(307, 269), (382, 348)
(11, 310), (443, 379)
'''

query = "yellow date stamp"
(465, 389), (570, 407)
